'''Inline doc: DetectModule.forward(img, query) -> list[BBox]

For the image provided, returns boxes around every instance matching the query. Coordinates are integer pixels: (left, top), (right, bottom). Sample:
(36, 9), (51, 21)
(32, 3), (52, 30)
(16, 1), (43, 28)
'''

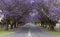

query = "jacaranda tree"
(0, 0), (60, 30)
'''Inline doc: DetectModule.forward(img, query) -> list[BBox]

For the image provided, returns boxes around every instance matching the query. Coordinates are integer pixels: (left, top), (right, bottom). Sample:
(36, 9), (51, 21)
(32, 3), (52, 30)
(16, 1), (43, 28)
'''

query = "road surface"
(1, 26), (60, 37)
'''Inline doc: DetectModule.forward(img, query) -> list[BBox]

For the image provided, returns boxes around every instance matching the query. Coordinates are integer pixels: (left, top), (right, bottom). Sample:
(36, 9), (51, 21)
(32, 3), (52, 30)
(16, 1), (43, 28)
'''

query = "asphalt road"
(1, 26), (60, 37)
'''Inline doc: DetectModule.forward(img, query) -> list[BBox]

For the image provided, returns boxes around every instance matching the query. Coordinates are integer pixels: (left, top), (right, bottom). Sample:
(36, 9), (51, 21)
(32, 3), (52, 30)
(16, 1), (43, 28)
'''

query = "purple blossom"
(0, 0), (60, 22)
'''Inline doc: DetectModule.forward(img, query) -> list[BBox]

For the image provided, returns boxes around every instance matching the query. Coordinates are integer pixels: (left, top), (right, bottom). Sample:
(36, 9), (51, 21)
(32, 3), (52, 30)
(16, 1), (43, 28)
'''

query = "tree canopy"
(0, 0), (60, 23)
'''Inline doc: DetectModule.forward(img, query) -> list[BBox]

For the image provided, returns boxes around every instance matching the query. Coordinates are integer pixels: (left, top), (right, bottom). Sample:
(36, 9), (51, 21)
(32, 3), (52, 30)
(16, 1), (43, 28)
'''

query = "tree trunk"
(10, 25), (13, 29)
(14, 24), (16, 28)
(3, 24), (8, 30)
(5, 25), (9, 30)
(49, 25), (55, 31)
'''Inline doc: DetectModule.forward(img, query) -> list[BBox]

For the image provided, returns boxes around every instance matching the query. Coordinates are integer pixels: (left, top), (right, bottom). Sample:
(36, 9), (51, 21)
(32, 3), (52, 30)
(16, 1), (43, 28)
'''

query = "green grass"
(0, 28), (14, 36)
(45, 29), (60, 36)
(0, 31), (14, 36)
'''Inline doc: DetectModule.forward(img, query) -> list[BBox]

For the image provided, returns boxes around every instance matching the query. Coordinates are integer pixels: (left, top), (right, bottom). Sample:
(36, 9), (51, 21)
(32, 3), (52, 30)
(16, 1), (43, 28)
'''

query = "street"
(1, 26), (60, 37)
(0, 0), (60, 37)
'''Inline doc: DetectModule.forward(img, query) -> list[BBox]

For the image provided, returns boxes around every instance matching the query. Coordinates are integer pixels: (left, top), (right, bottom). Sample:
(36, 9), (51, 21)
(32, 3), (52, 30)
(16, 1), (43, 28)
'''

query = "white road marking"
(27, 30), (32, 37)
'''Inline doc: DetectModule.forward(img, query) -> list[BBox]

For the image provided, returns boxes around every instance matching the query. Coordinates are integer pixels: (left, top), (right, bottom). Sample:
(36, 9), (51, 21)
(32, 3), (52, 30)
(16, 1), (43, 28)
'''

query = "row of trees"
(0, 0), (60, 30)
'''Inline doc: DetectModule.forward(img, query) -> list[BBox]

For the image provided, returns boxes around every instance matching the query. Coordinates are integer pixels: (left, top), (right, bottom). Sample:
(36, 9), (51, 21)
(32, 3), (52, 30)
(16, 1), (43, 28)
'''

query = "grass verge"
(0, 31), (14, 36)
(45, 29), (60, 36)
(0, 28), (14, 36)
